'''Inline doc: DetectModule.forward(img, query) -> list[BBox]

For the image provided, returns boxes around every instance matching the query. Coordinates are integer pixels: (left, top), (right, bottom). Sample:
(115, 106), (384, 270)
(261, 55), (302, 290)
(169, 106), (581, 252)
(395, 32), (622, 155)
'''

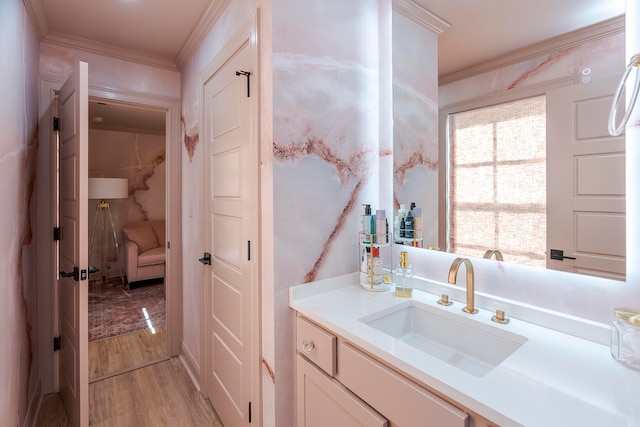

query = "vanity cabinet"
(295, 314), (496, 427)
(295, 316), (388, 426)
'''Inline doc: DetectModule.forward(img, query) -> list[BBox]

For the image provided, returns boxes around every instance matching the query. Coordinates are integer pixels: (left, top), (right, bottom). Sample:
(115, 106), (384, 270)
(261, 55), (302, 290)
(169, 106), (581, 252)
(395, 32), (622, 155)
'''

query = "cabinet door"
(297, 355), (388, 427)
(337, 342), (468, 427)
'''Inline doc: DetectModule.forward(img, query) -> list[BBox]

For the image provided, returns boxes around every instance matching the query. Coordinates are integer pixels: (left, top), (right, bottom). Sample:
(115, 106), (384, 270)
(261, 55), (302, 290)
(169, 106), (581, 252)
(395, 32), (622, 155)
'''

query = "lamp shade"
(88, 178), (129, 200)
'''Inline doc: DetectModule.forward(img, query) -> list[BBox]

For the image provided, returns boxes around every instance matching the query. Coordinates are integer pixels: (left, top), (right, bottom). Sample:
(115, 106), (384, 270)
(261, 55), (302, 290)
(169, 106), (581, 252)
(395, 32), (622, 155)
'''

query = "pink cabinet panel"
(337, 342), (469, 427)
(297, 354), (388, 427)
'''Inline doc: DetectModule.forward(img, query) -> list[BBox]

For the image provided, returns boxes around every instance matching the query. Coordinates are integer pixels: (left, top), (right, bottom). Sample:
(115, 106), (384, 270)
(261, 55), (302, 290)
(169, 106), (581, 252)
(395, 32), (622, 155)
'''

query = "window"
(447, 96), (546, 268)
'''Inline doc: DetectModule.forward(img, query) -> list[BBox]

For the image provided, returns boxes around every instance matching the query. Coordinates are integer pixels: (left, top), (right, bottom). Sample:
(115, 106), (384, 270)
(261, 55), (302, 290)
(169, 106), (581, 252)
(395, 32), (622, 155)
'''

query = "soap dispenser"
(394, 251), (413, 297)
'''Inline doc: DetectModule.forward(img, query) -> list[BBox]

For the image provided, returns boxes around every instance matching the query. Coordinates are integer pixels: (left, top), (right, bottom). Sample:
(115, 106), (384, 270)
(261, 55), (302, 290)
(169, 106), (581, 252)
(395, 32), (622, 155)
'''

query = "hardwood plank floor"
(89, 326), (167, 381)
(35, 358), (224, 426)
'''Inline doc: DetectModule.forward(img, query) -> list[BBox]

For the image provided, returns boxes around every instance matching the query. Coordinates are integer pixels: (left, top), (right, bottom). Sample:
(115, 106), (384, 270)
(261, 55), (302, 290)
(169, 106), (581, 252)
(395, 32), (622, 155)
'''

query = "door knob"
(60, 266), (79, 281)
(199, 252), (211, 265)
(550, 249), (576, 261)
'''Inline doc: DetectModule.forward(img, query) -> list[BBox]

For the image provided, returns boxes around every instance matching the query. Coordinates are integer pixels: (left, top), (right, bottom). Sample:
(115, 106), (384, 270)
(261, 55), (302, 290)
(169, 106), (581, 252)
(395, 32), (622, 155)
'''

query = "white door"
(57, 61), (90, 426)
(547, 79), (625, 280)
(202, 32), (259, 426)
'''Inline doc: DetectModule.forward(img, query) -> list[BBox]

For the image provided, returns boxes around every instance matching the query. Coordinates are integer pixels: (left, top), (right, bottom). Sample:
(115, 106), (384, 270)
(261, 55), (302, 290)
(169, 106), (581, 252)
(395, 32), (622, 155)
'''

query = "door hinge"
(53, 117), (60, 131)
(167, 241), (170, 249)
(53, 227), (61, 241)
(248, 401), (252, 423)
(53, 336), (61, 351)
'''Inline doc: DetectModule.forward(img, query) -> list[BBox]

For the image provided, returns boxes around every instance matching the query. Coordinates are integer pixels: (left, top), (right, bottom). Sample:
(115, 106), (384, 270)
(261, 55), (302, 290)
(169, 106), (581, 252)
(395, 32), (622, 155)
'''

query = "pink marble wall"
(179, 1), (393, 424)
(0, 0), (40, 424)
(272, 1), (392, 424)
(88, 129), (166, 279)
(392, 11), (439, 247)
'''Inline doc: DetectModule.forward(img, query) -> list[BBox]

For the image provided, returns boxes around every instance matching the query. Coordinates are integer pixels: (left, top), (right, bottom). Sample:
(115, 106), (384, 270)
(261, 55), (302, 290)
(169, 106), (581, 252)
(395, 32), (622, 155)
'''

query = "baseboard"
(180, 341), (201, 391)
(25, 379), (42, 427)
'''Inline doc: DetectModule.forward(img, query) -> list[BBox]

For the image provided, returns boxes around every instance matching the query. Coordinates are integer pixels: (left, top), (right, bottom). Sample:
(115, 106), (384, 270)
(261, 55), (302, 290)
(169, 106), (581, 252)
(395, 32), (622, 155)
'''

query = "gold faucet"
(447, 257), (478, 314)
(483, 250), (503, 261)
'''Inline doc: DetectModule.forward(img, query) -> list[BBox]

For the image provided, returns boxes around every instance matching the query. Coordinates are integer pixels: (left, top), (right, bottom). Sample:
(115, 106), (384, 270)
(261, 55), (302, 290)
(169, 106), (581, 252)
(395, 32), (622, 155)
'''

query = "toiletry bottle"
(398, 204), (408, 219)
(360, 246), (371, 287)
(412, 207), (422, 245)
(375, 210), (387, 244)
(372, 247), (383, 285)
(362, 204), (373, 243)
(399, 217), (405, 238)
(393, 216), (400, 240)
(404, 209), (414, 239)
(394, 251), (413, 297)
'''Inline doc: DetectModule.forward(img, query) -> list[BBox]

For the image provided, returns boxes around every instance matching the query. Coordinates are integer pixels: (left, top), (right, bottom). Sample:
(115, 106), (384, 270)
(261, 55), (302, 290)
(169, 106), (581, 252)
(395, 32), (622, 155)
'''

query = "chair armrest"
(124, 240), (139, 281)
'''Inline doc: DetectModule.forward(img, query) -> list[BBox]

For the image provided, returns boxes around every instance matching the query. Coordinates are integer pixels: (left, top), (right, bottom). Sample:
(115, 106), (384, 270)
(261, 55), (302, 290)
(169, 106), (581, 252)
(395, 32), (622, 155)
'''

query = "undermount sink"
(360, 300), (527, 377)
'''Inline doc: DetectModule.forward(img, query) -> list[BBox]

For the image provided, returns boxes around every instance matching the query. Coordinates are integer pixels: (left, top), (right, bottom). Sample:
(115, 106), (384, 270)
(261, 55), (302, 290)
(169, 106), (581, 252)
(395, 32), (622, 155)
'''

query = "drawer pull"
(301, 340), (315, 354)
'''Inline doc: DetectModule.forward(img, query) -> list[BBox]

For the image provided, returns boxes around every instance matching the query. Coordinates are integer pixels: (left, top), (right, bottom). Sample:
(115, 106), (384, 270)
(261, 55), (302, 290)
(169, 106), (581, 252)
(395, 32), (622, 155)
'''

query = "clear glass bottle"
(611, 307), (640, 371)
(394, 251), (413, 297)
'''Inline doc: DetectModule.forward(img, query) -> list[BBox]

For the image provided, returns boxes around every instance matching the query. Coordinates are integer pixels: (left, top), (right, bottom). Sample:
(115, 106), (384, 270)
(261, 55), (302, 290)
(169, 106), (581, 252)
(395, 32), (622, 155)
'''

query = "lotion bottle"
(394, 251), (413, 297)
(375, 210), (387, 244)
(362, 204), (373, 243)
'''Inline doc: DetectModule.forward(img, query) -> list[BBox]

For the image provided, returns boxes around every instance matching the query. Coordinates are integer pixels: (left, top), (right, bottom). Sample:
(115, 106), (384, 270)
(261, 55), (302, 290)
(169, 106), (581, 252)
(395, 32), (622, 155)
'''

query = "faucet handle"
(491, 309), (510, 324)
(437, 293), (453, 306)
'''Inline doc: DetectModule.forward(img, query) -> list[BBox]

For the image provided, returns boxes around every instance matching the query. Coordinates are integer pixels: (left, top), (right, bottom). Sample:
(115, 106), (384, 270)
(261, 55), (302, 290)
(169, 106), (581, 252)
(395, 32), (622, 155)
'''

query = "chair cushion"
(124, 223), (159, 253)
(138, 246), (165, 267)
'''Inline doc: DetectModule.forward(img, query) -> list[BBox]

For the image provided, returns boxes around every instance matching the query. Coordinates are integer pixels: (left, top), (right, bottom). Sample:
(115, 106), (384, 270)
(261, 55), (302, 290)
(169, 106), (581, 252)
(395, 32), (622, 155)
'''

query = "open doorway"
(86, 98), (168, 381)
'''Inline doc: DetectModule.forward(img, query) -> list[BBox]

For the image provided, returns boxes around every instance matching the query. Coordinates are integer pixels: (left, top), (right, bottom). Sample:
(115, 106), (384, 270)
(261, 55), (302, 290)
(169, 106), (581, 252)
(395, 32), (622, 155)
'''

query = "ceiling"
(24, 0), (625, 131)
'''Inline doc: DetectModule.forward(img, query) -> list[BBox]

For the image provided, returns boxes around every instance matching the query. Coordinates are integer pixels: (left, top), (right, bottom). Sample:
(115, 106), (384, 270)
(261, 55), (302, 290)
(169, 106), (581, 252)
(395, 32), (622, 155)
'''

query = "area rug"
(88, 278), (165, 342)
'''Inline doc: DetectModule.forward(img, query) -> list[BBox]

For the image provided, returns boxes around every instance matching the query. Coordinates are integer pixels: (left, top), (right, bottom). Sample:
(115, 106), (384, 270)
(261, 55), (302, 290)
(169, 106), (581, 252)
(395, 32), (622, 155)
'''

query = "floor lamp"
(88, 177), (129, 284)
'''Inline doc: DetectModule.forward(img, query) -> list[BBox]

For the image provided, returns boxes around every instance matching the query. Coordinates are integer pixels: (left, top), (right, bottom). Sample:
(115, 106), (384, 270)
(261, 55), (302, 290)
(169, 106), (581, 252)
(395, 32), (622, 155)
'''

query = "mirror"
(392, 3), (626, 278)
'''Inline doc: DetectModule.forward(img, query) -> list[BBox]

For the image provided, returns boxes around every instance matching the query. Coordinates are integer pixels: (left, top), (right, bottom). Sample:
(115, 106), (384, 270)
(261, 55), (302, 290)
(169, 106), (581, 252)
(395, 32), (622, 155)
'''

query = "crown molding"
(439, 15), (625, 86)
(42, 32), (179, 71)
(22, 0), (48, 39)
(175, 0), (231, 68)
(393, 0), (450, 35)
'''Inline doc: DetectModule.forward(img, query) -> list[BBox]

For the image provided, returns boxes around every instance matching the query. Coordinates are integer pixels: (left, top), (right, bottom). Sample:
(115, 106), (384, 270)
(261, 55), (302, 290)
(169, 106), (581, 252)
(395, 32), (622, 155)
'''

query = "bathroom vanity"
(290, 274), (640, 426)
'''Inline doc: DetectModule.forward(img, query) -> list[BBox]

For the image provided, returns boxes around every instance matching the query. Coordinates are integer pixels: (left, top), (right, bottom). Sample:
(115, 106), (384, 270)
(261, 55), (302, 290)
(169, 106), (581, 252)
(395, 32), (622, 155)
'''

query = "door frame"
(198, 14), (262, 425)
(37, 77), (182, 393)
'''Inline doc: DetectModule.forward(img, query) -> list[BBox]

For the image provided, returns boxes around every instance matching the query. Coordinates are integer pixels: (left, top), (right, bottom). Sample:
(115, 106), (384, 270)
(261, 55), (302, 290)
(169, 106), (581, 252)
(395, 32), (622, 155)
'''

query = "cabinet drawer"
(297, 354), (388, 427)
(337, 342), (469, 427)
(296, 316), (337, 376)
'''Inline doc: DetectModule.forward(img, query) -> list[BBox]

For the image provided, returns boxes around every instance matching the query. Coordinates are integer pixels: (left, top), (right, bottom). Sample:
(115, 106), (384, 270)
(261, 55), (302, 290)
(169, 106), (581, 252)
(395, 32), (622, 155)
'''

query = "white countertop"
(289, 273), (640, 427)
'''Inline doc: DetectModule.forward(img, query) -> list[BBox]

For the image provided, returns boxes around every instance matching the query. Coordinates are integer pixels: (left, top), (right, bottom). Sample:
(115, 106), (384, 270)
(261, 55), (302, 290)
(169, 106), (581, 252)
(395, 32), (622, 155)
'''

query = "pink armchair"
(123, 220), (166, 284)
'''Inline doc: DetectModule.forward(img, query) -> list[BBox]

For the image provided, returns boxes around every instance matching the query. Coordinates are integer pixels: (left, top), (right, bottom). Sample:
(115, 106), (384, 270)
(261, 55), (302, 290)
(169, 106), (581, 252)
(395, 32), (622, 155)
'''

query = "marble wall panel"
(392, 11), (439, 247)
(0, 0), (40, 424)
(88, 129), (165, 279)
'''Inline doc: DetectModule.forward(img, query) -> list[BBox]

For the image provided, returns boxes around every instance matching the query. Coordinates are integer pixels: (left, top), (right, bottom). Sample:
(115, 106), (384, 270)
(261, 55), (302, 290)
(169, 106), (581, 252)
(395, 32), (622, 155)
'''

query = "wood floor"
(37, 324), (223, 426)
(89, 326), (167, 381)
(36, 358), (224, 426)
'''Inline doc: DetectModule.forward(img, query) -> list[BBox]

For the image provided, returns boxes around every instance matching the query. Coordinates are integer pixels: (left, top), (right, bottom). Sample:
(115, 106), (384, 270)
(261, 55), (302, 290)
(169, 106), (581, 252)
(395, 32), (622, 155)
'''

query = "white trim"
(42, 33), (178, 71)
(179, 343), (201, 391)
(440, 15), (624, 85)
(392, 0), (450, 35)
(175, 0), (232, 68)
(22, 0), (48, 39)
